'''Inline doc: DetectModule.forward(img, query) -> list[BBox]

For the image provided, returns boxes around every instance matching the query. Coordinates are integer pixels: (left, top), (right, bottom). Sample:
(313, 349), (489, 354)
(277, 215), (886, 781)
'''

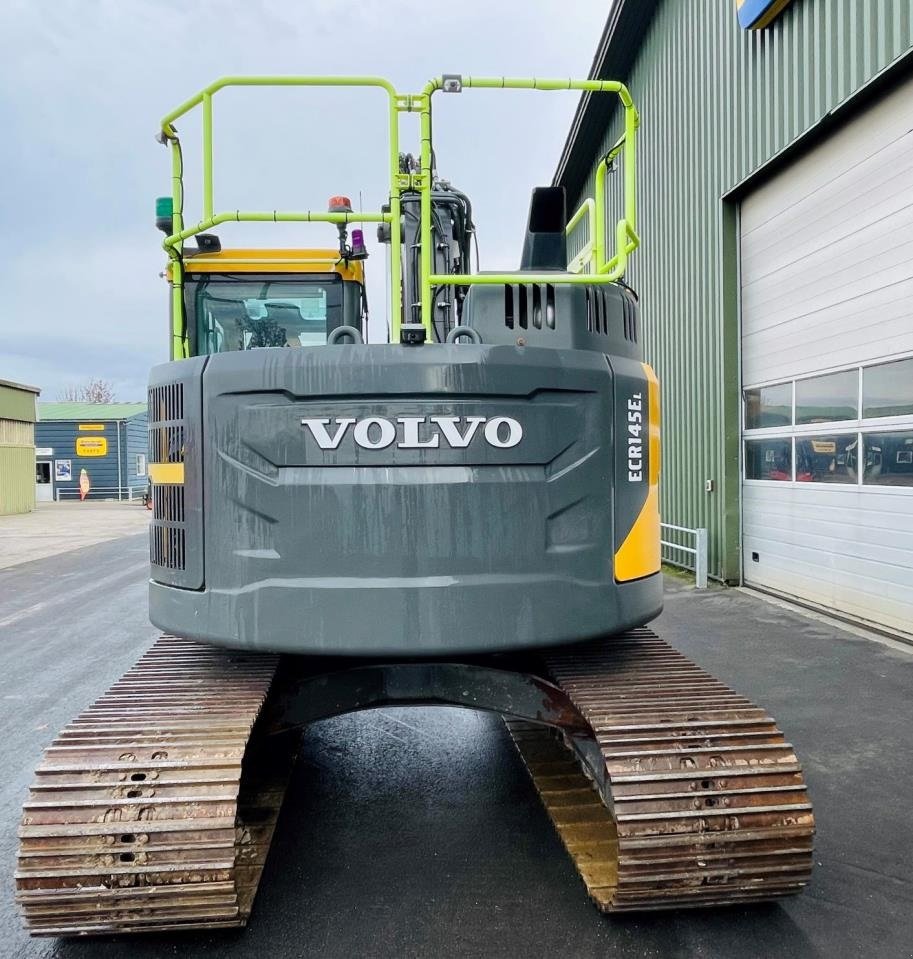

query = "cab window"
(186, 273), (344, 355)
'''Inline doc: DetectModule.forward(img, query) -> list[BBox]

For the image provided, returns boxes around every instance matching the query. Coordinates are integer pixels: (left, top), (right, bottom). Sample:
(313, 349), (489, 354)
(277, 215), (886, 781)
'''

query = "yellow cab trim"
(169, 248), (365, 283)
(614, 364), (661, 582)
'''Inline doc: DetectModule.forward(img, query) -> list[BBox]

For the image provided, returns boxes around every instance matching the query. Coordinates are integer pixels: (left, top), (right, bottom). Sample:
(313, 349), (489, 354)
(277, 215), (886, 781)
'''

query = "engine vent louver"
(622, 295), (638, 342)
(148, 383), (186, 573)
(504, 284), (556, 332)
(584, 285), (638, 343)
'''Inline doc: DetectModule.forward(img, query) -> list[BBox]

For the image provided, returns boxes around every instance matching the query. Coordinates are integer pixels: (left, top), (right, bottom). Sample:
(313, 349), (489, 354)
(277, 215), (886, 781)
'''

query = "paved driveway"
(0, 502), (148, 569)
(1, 542), (911, 958)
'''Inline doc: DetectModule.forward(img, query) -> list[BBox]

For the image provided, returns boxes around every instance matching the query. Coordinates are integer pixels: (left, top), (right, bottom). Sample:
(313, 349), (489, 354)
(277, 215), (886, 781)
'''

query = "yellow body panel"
(614, 364), (661, 582)
(149, 463), (185, 485)
(174, 248), (365, 282)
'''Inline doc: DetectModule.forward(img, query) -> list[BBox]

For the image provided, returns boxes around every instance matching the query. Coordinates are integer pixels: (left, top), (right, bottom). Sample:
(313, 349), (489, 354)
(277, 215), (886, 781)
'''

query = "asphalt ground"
(1, 535), (911, 958)
(0, 502), (148, 569)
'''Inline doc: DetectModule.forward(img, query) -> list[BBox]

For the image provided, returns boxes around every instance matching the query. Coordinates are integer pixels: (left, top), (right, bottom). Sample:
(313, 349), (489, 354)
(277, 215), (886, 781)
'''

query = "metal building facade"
(556, 0), (913, 580)
(0, 380), (40, 515)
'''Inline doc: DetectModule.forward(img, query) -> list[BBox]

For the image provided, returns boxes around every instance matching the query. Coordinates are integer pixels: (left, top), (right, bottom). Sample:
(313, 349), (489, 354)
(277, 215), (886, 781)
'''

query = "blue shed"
(35, 403), (148, 502)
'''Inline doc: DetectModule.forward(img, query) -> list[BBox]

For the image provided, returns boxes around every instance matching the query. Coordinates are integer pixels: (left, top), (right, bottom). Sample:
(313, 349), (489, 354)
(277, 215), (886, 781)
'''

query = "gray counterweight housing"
(149, 298), (662, 655)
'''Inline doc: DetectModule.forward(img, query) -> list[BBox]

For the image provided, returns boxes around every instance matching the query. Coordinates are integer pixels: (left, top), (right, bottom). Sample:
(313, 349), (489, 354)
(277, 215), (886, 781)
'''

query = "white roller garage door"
(740, 73), (913, 637)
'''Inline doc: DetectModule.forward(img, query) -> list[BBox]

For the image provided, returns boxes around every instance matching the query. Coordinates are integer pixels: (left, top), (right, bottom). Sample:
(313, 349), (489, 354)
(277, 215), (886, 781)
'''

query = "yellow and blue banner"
(737, 0), (795, 29)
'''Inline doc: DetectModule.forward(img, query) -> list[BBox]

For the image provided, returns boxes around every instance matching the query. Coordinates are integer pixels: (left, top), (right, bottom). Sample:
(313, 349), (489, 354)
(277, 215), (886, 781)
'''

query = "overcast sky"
(0, 0), (609, 401)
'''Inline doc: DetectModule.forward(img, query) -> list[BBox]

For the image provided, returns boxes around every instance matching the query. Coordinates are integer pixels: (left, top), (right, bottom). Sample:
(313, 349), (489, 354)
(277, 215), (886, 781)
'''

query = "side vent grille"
(622, 295), (638, 342)
(504, 284), (556, 331)
(153, 483), (185, 523)
(148, 383), (186, 573)
(585, 285), (638, 342)
(586, 286), (610, 335)
(151, 525), (185, 570)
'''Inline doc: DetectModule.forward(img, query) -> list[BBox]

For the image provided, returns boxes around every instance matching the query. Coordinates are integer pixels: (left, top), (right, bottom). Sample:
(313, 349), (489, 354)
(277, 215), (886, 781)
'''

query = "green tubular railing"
(417, 76), (640, 332)
(566, 197), (597, 274)
(160, 76), (402, 358)
(159, 74), (639, 356)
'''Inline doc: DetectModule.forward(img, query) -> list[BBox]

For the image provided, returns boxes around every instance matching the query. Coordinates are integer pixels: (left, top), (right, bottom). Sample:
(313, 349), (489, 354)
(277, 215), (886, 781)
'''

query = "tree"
(57, 379), (117, 403)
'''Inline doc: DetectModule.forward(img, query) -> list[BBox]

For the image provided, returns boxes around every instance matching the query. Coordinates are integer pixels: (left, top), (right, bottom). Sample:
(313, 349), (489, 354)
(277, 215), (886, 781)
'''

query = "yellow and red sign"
(76, 437), (107, 457)
(78, 423), (105, 431)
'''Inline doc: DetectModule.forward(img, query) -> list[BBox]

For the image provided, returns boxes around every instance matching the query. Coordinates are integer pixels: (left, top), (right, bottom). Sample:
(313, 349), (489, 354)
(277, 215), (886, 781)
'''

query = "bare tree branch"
(56, 379), (117, 403)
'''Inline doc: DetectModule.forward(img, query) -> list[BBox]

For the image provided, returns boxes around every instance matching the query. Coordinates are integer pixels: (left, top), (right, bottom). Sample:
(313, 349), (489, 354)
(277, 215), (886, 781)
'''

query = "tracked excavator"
(17, 75), (814, 936)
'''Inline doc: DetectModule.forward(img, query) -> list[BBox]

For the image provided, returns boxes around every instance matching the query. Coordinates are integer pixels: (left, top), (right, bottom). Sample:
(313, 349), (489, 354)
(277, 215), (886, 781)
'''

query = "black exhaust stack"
(519, 186), (567, 271)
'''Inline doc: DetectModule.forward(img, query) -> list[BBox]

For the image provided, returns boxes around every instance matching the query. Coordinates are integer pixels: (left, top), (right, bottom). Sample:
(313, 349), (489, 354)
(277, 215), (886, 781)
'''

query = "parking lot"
(0, 519), (911, 958)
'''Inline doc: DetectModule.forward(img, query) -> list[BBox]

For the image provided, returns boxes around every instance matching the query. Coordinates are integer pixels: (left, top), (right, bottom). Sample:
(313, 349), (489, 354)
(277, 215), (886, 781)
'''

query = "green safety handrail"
(416, 77), (640, 331)
(565, 197), (597, 274)
(159, 75), (639, 356)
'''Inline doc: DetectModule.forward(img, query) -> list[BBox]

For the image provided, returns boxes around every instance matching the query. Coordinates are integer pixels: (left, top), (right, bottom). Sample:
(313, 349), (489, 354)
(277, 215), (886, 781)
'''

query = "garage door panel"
(743, 218), (913, 324)
(744, 526), (913, 577)
(743, 273), (912, 357)
(742, 499), (913, 545)
(742, 280), (912, 384)
(741, 135), (913, 274)
(745, 558), (913, 635)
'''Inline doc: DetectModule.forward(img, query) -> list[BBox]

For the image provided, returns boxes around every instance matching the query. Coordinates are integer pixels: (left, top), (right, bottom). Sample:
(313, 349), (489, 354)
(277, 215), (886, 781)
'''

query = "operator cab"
(174, 246), (367, 357)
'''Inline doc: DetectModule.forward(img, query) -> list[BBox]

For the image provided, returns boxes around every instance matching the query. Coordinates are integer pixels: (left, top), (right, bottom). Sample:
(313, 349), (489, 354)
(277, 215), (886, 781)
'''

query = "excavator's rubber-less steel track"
(510, 629), (815, 909)
(16, 637), (294, 936)
(17, 629), (813, 936)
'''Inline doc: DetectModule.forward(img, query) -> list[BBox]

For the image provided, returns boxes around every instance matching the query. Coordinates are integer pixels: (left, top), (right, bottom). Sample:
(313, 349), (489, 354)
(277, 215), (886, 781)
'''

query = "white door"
(35, 461), (53, 502)
(740, 74), (913, 637)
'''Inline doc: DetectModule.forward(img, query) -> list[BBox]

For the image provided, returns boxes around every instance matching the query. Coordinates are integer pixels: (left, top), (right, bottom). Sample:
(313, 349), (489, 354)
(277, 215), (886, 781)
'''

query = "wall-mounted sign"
(76, 437), (108, 457)
(55, 460), (72, 481)
(36, 447), (54, 456)
(78, 423), (105, 431)
(737, 0), (795, 29)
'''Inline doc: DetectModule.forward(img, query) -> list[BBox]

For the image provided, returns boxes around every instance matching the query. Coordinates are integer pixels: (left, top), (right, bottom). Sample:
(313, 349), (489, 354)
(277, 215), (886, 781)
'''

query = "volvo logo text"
(300, 415), (523, 450)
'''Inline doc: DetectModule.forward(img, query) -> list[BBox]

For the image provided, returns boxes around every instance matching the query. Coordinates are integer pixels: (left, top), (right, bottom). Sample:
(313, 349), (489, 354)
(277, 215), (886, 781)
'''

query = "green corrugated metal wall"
(566, 0), (912, 580)
(0, 383), (39, 515)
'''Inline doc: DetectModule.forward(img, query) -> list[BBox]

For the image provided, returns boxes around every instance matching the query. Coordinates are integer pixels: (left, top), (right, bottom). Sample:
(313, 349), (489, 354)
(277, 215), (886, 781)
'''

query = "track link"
(508, 628), (815, 910)
(16, 636), (293, 936)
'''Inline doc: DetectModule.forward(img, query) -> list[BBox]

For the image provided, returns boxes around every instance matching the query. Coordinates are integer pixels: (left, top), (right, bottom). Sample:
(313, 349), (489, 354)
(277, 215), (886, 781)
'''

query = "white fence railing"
(55, 486), (146, 503)
(660, 523), (708, 589)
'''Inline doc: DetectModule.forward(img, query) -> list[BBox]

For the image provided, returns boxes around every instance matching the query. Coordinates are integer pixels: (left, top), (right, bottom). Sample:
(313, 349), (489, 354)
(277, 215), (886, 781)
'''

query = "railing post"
(694, 528), (708, 589)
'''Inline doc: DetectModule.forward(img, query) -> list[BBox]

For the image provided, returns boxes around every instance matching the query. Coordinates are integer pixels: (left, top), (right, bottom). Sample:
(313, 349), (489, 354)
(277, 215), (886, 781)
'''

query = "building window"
(743, 358), (913, 487)
(794, 370), (857, 425)
(862, 431), (913, 487)
(795, 435), (857, 484)
(136, 454), (147, 477)
(862, 358), (913, 419)
(744, 382), (791, 429)
(745, 438), (791, 481)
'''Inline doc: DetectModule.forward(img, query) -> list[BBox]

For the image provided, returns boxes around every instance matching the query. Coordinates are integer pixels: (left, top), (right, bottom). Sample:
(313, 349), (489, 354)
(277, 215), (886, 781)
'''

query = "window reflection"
(862, 358), (913, 419)
(795, 435), (857, 484)
(745, 438), (791, 481)
(862, 431), (913, 487)
(744, 382), (791, 429)
(795, 370), (857, 424)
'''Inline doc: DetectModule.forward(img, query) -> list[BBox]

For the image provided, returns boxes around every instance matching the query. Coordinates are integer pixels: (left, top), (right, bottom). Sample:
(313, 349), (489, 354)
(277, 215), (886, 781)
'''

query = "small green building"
(557, 0), (912, 637)
(0, 379), (41, 515)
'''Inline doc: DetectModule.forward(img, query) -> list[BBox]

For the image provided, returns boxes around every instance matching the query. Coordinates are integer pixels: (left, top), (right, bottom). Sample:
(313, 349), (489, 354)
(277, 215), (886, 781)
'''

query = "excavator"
(16, 75), (814, 936)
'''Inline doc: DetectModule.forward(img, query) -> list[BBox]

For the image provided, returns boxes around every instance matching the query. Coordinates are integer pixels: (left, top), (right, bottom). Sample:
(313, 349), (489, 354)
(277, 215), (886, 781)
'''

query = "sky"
(0, 0), (609, 401)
